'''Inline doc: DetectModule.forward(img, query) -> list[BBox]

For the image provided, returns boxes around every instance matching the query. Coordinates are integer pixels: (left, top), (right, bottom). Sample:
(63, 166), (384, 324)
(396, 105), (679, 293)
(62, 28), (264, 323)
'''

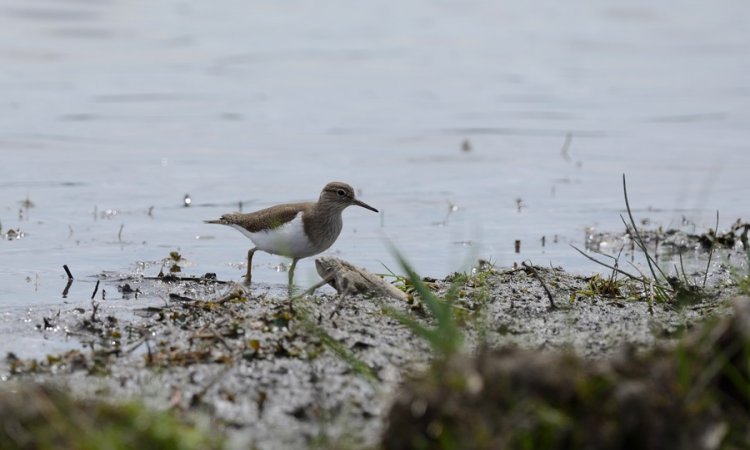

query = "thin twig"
(62, 279), (73, 298)
(570, 245), (642, 281)
(90, 280), (100, 300)
(63, 264), (74, 280)
(703, 210), (719, 288)
(521, 262), (556, 309)
(143, 274), (229, 284)
(125, 337), (146, 355)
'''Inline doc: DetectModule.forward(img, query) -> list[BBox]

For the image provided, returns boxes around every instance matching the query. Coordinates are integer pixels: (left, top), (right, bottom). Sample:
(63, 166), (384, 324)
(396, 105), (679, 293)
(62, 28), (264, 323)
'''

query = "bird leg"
(288, 258), (299, 288)
(244, 247), (257, 285)
(286, 257), (301, 301)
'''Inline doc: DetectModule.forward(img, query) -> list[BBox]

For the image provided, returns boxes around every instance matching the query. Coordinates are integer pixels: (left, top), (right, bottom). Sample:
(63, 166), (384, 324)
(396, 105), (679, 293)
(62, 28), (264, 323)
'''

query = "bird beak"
(353, 199), (378, 213)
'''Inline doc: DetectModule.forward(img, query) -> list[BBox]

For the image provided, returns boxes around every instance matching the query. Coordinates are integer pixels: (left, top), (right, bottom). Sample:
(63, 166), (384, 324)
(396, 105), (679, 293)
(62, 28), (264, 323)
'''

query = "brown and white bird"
(205, 182), (378, 286)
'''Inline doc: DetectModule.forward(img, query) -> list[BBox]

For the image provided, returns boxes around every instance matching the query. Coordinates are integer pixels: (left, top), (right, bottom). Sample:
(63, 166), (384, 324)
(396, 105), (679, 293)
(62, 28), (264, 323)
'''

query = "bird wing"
(205, 202), (310, 233)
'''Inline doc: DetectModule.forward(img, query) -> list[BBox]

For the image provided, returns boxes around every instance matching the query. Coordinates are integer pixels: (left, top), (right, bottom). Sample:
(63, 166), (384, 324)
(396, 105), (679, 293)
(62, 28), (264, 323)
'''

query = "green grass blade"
(621, 174), (667, 282)
(386, 244), (464, 354)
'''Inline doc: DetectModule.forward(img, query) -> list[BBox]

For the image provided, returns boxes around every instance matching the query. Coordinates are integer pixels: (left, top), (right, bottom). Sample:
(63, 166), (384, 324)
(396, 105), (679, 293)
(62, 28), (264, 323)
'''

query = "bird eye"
(336, 189), (346, 197)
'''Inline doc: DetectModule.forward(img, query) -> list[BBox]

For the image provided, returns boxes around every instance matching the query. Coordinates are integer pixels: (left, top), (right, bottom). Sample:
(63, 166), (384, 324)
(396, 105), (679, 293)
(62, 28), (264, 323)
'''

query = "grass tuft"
(0, 383), (223, 450)
(573, 174), (715, 308)
(382, 246), (464, 356)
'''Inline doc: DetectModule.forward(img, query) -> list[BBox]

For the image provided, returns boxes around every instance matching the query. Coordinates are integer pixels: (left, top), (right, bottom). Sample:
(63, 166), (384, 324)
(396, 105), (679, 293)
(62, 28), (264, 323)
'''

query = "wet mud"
(2, 228), (746, 449)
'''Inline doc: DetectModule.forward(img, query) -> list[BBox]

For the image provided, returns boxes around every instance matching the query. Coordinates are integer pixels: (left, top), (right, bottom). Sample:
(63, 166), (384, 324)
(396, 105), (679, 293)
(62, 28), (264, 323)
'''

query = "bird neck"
(303, 202), (344, 248)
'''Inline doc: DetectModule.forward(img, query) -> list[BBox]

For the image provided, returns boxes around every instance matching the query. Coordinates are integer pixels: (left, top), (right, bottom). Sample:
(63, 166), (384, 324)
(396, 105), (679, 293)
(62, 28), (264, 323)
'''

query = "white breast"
(231, 213), (319, 258)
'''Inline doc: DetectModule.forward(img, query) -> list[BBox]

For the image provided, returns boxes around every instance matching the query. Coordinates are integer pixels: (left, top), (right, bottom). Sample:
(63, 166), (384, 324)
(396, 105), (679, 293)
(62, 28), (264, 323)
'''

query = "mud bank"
(2, 238), (745, 450)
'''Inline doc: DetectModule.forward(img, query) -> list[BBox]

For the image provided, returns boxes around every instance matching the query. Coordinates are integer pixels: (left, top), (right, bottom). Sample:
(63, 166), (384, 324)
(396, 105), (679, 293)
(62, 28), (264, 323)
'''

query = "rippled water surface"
(2, 0), (750, 322)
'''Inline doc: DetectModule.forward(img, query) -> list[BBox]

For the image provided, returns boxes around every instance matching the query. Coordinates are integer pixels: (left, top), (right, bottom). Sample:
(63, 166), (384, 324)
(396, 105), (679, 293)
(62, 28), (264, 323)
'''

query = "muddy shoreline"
(2, 227), (747, 449)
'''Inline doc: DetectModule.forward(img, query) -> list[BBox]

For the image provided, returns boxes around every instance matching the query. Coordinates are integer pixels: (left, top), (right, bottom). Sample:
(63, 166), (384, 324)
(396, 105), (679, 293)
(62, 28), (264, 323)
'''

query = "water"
(1, 0), (750, 320)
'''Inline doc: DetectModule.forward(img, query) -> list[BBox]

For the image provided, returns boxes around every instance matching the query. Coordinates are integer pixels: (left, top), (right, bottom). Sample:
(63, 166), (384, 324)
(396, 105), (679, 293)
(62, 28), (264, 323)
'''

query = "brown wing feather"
(205, 202), (311, 233)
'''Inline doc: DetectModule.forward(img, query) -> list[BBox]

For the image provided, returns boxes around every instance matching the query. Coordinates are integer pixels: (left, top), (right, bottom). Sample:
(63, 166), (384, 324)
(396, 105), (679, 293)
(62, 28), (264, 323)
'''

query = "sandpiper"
(205, 182), (378, 287)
